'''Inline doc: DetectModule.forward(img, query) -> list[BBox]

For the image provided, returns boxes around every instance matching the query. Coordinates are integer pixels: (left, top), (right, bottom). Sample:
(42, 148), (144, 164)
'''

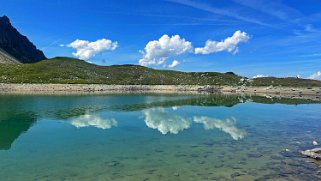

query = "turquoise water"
(1, 94), (321, 180)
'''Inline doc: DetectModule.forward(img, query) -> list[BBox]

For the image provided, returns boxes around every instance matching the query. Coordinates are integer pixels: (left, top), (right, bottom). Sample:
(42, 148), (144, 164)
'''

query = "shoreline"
(0, 83), (320, 99)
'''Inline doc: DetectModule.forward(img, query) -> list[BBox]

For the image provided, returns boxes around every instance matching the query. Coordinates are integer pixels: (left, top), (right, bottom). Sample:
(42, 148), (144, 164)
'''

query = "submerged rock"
(270, 155), (284, 160)
(300, 148), (321, 159)
(231, 172), (243, 178)
(108, 161), (120, 167)
(279, 150), (301, 158)
(247, 152), (263, 158)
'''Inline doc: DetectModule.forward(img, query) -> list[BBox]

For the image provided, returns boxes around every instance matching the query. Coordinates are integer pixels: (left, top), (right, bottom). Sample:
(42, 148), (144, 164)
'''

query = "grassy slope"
(0, 57), (320, 86)
(252, 77), (321, 87)
(0, 57), (243, 85)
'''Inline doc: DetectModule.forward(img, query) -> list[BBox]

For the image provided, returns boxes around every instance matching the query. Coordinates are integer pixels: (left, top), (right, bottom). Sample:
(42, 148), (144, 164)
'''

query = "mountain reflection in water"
(0, 111), (37, 150)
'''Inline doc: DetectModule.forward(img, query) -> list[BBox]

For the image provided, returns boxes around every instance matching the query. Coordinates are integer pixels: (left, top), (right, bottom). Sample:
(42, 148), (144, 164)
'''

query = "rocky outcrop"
(0, 16), (46, 63)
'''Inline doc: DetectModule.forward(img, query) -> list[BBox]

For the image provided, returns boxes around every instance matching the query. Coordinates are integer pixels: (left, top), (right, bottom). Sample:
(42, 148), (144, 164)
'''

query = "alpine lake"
(1, 93), (321, 181)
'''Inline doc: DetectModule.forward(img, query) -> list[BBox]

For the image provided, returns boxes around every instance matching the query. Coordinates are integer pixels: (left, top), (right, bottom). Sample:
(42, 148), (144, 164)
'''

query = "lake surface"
(1, 94), (321, 181)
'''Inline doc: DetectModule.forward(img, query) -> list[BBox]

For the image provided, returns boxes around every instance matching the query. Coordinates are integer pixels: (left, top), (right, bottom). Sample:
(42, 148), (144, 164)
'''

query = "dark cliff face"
(0, 16), (46, 63)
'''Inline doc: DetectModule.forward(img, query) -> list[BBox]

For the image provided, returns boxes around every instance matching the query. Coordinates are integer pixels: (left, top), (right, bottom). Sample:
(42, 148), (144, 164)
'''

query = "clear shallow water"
(1, 94), (321, 181)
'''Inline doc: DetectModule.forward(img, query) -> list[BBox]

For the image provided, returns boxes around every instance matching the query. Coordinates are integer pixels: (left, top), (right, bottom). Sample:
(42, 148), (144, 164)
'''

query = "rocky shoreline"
(0, 83), (320, 98)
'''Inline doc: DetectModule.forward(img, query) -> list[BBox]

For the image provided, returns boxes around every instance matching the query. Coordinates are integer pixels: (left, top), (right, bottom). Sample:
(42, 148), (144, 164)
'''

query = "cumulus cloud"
(68, 38), (118, 60)
(167, 60), (180, 68)
(142, 108), (191, 134)
(307, 71), (321, 80)
(195, 30), (250, 54)
(253, 74), (268, 78)
(139, 34), (193, 67)
(70, 113), (117, 130)
(193, 116), (246, 140)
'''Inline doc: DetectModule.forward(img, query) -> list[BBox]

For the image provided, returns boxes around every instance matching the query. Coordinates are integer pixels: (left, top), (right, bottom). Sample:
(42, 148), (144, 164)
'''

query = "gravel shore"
(0, 83), (320, 98)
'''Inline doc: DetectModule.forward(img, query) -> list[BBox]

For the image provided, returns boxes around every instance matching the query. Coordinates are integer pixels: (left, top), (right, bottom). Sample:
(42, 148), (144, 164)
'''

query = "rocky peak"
(0, 16), (10, 25)
(0, 16), (46, 63)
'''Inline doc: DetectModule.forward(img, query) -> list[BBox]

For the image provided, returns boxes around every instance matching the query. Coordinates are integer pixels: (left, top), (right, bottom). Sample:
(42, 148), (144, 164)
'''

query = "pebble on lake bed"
(173, 172), (179, 176)
(313, 140), (319, 146)
(108, 161), (120, 167)
(231, 172), (243, 178)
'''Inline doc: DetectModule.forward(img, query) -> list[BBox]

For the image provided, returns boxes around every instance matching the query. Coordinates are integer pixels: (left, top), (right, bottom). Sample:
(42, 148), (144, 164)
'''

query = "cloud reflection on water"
(70, 113), (117, 130)
(193, 116), (246, 140)
(65, 107), (246, 140)
(143, 108), (191, 134)
(142, 108), (246, 140)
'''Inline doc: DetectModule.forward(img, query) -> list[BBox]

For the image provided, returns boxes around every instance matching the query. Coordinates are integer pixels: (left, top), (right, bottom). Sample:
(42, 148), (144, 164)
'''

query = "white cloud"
(70, 113), (117, 130)
(139, 34), (193, 67)
(195, 30), (250, 54)
(143, 108), (191, 134)
(193, 116), (246, 140)
(167, 60), (180, 68)
(172, 106), (179, 110)
(68, 38), (118, 60)
(253, 74), (268, 78)
(307, 71), (321, 80)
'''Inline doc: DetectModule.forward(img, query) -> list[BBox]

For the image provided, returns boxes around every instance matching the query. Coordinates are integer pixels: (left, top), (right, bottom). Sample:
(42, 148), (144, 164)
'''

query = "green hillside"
(0, 57), (243, 85)
(0, 57), (320, 87)
(252, 77), (321, 87)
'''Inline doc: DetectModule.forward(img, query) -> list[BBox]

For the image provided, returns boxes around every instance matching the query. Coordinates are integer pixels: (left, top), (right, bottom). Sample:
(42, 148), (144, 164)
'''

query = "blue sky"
(1, 0), (321, 78)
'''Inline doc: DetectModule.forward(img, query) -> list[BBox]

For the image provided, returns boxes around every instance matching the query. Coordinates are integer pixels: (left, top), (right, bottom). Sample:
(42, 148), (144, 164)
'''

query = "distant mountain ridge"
(0, 16), (46, 63)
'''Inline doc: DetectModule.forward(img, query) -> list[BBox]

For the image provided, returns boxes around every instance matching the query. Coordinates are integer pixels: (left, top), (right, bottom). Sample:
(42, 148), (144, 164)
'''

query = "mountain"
(0, 57), (320, 87)
(0, 16), (46, 63)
